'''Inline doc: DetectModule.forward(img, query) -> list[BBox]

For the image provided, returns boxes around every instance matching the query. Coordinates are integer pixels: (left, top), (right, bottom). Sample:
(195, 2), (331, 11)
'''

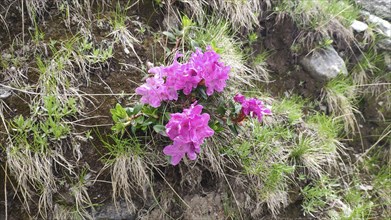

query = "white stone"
(351, 20), (368, 32)
(300, 47), (348, 82)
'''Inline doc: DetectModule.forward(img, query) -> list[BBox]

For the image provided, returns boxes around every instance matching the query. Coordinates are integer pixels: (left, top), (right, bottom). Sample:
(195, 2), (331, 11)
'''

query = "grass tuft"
(322, 75), (359, 134)
(101, 135), (149, 211)
(179, 0), (262, 31)
(275, 0), (359, 50)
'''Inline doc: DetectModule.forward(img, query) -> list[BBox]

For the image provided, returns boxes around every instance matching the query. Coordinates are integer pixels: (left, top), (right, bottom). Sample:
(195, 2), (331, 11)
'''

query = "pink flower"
(234, 94), (271, 122)
(190, 47), (230, 95)
(163, 142), (200, 165)
(165, 64), (202, 95)
(135, 76), (177, 108)
(163, 103), (214, 165)
(136, 47), (231, 108)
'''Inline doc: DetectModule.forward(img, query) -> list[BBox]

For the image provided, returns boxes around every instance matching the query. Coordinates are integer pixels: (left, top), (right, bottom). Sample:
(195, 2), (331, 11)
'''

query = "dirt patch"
(252, 16), (324, 99)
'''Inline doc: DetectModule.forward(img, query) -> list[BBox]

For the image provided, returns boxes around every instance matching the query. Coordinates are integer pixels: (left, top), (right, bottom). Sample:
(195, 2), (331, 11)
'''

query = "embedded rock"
(355, 0), (391, 21)
(362, 12), (391, 51)
(91, 200), (136, 220)
(300, 47), (348, 82)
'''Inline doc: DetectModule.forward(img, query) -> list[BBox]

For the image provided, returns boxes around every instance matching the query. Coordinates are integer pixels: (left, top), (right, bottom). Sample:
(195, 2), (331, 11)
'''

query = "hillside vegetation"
(0, 0), (390, 219)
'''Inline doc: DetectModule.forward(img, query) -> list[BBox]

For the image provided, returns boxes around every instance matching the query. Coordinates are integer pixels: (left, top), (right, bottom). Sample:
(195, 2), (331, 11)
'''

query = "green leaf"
(111, 103), (128, 122)
(153, 124), (167, 136)
(134, 116), (144, 124)
(133, 104), (143, 114)
(229, 125), (239, 136)
(162, 31), (176, 41)
(182, 15), (193, 29)
(216, 105), (226, 115)
(210, 121), (224, 133)
(198, 86), (208, 100)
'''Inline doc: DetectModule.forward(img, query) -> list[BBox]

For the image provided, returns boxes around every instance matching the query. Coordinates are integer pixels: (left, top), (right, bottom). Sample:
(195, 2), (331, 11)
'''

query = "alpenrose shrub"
(132, 46), (271, 165)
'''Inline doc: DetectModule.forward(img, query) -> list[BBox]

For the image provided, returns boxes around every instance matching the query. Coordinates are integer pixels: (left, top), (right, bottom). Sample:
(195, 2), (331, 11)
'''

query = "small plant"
(108, 1), (141, 62)
(111, 46), (271, 165)
(273, 95), (306, 125)
(301, 177), (338, 217)
(179, 0), (261, 31)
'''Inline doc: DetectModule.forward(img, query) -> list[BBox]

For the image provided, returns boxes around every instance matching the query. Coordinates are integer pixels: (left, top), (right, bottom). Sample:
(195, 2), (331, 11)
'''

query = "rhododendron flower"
(166, 66), (202, 95)
(148, 53), (184, 78)
(234, 93), (271, 122)
(163, 141), (200, 166)
(190, 46), (230, 95)
(163, 103), (214, 165)
(136, 47), (231, 108)
(135, 75), (177, 108)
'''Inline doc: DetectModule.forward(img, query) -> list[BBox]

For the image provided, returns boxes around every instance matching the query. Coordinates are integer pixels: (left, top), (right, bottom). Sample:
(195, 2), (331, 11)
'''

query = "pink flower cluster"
(135, 47), (230, 107)
(163, 103), (214, 165)
(234, 94), (271, 122)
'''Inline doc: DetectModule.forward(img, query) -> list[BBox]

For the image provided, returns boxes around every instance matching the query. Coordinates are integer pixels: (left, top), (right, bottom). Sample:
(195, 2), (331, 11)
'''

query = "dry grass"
(276, 0), (358, 50)
(179, 0), (263, 31)
(322, 76), (360, 134)
(100, 136), (150, 212)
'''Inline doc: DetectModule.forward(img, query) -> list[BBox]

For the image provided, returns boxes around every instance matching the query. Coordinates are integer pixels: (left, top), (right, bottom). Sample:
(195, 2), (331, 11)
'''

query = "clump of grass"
(179, 0), (262, 31)
(6, 95), (77, 218)
(275, 0), (359, 50)
(108, 2), (141, 63)
(322, 75), (359, 134)
(101, 135), (149, 211)
(301, 177), (338, 217)
(24, 0), (48, 23)
(338, 186), (375, 219)
(68, 169), (95, 219)
(252, 51), (271, 83)
(260, 163), (295, 217)
(223, 120), (295, 217)
(272, 95), (307, 125)
(351, 44), (386, 86)
(290, 134), (333, 177)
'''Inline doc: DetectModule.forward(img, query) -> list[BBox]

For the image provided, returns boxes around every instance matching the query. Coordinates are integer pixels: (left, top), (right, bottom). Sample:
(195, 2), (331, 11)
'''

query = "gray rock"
(351, 20), (368, 32)
(362, 12), (391, 51)
(92, 200), (136, 220)
(378, 38), (391, 51)
(385, 53), (391, 71)
(355, 0), (391, 21)
(363, 12), (391, 37)
(300, 47), (348, 81)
